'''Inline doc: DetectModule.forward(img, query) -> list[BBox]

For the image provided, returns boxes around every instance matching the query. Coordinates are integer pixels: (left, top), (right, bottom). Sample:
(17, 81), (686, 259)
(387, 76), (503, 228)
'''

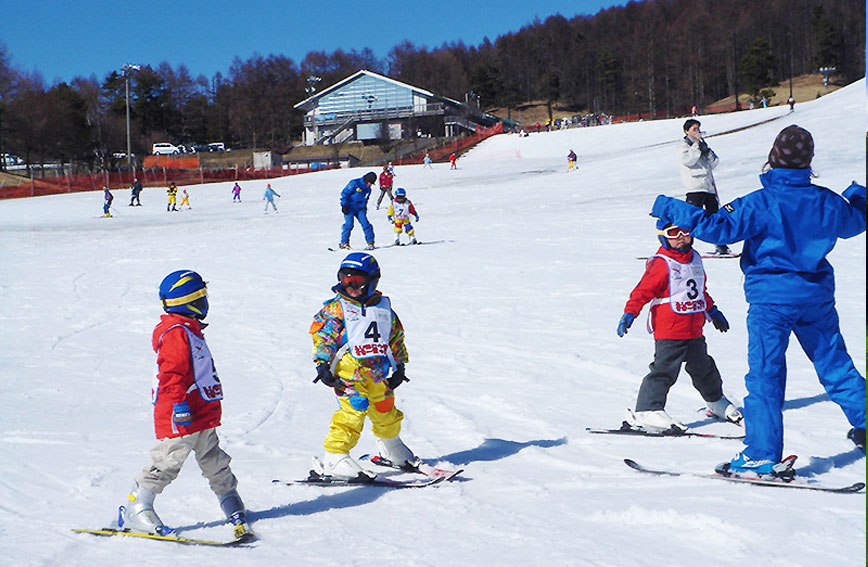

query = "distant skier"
(179, 188), (191, 209)
(115, 270), (253, 541)
(166, 182), (178, 212)
(653, 124), (867, 475)
(449, 153), (457, 170)
(338, 172), (377, 250)
(102, 186), (114, 217)
(787, 96), (795, 111)
(129, 177), (142, 206)
(423, 153), (433, 169)
(376, 164), (394, 210)
(616, 220), (741, 433)
(309, 253), (417, 479)
(567, 149), (577, 171)
(263, 183), (280, 213)
(679, 119), (730, 255)
(387, 188), (419, 246)
(232, 183), (242, 203)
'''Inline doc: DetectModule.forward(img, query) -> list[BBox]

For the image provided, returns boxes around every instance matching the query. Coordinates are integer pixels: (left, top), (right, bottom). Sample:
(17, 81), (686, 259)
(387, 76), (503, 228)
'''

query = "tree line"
(0, 0), (862, 173)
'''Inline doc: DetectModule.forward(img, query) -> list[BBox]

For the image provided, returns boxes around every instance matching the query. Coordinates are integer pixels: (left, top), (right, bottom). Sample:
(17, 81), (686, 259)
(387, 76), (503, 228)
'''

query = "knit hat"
(768, 125), (814, 169)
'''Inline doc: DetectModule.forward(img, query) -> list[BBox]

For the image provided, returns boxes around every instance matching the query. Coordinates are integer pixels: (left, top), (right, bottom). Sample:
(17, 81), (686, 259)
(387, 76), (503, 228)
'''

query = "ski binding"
(359, 454), (464, 481)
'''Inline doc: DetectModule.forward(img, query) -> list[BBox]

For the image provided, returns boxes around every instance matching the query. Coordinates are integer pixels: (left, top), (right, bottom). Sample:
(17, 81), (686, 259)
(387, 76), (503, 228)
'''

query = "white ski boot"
(394, 236), (401, 246)
(706, 396), (743, 424)
(119, 485), (172, 535)
(219, 489), (253, 540)
(376, 435), (417, 468)
(410, 236), (418, 245)
(314, 452), (373, 480)
(625, 408), (687, 434)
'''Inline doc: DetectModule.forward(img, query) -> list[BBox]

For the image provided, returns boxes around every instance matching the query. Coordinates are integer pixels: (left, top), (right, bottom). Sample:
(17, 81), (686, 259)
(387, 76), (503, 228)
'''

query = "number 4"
(364, 321), (381, 342)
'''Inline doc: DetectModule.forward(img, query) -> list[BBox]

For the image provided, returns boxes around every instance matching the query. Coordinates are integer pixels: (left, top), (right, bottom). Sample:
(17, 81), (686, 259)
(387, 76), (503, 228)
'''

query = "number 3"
(686, 279), (699, 299)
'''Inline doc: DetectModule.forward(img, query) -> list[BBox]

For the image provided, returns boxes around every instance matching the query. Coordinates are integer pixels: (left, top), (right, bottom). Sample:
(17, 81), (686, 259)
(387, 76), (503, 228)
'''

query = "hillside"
(0, 79), (864, 567)
(486, 73), (848, 126)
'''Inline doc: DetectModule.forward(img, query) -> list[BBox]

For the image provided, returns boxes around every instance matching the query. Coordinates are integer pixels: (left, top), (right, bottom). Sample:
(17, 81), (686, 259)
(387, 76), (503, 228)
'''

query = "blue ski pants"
(341, 209), (374, 245)
(743, 301), (866, 462)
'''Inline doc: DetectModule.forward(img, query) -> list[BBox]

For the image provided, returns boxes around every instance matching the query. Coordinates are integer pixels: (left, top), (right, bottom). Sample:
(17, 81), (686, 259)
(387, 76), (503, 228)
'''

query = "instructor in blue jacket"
(652, 125), (866, 476)
(339, 172), (377, 250)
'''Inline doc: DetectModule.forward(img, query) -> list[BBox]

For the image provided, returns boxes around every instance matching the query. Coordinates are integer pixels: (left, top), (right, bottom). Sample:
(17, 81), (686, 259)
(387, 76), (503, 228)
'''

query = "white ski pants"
(136, 427), (238, 497)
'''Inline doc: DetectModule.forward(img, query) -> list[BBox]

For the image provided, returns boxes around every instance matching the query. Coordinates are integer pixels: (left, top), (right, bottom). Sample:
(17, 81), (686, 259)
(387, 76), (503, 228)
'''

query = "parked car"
(152, 142), (180, 155)
(189, 143), (213, 153)
(208, 142), (226, 151)
(1, 153), (23, 165)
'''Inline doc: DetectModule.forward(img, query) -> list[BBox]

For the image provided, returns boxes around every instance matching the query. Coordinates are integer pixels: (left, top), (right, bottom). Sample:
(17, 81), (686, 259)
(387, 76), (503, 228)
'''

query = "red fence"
(1, 123), (507, 200)
(393, 122), (505, 165)
(0, 164), (339, 200)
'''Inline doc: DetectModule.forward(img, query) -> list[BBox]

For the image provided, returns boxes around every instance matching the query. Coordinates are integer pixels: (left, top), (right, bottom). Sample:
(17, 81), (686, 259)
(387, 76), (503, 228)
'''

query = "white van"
(152, 143), (180, 155)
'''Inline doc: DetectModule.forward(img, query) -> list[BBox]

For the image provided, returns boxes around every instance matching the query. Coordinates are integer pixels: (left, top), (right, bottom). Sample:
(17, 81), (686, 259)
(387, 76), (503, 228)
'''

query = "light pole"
(304, 76), (321, 145)
(122, 64), (140, 173)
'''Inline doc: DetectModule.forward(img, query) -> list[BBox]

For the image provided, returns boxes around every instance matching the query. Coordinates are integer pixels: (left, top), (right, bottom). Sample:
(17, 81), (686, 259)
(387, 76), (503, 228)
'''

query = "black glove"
(698, 140), (710, 156)
(387, 364), (409, 390)
(341, 205), (350, 214)
(313, 363), (342, 389)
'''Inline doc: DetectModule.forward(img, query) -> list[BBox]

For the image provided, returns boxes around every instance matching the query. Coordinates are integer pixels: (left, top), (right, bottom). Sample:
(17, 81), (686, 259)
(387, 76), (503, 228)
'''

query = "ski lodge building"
(294, 70), (500, 146)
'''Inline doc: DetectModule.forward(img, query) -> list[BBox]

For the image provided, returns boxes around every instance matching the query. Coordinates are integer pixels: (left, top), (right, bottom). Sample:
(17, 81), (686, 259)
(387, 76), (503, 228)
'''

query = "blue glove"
(341, 205), (350, 215)
(707, 306), (729, 332)
(617, 313), (635, 337)
(172, 401), (193, 426)
(414, 214), (420, 222)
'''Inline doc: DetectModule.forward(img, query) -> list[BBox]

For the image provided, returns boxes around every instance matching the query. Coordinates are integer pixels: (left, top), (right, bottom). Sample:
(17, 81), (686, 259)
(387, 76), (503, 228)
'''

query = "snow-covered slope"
(0, 80), (864, 567)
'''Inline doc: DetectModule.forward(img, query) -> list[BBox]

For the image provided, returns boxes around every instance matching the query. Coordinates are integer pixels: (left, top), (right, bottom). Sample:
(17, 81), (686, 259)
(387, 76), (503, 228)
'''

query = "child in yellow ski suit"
(309, 253), (416, 478)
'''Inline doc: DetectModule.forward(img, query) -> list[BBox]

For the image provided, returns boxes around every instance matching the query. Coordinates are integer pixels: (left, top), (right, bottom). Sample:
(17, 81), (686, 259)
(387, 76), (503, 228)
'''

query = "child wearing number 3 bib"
(309, 253), (417, 480)
(615, 221), (742, 434)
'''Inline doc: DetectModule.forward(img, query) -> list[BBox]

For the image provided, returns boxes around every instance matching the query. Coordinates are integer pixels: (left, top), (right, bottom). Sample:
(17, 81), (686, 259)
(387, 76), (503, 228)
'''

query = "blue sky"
(3, 0), (624, 85)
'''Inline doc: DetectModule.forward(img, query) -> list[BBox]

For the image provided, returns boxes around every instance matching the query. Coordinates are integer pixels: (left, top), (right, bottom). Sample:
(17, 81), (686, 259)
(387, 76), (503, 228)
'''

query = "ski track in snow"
(0, 80), (865, 566)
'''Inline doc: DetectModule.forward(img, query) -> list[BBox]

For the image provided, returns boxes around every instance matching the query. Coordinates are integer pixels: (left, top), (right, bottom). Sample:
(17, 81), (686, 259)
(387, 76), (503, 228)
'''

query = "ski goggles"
(658, 226), (690, 239)
(340, 271), (368, 289)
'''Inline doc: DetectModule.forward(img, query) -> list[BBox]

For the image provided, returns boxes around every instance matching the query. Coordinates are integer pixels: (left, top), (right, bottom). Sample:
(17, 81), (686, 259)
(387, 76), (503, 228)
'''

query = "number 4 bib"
(339, 297), (396, 362)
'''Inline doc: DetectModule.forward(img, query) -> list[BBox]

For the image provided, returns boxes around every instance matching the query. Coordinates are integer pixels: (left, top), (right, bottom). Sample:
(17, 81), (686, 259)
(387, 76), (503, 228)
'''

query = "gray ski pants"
(136, 427), (238, 497)
(635, 337), (723, 411)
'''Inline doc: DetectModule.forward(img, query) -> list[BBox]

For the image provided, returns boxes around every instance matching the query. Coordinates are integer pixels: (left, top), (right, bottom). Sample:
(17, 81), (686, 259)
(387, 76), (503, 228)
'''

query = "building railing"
(305, 102), (446, 127)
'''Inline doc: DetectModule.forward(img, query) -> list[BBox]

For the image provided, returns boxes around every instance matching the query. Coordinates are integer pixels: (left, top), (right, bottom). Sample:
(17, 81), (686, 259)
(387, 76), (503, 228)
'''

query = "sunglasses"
(659, 226), (690, 239)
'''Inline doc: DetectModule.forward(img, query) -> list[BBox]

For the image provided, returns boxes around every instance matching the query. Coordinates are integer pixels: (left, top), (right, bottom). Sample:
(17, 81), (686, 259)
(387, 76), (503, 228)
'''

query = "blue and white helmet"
(337, 253), (381, 300)
(394, 187), (407, 198)
(159, 270), (209, 319)
(656, 219), (692, 251)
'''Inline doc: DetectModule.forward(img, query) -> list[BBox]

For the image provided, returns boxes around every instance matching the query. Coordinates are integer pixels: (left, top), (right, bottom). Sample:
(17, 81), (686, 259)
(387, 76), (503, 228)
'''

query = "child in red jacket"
(616, 221), (742, 433)
(116, 270), (252, 541)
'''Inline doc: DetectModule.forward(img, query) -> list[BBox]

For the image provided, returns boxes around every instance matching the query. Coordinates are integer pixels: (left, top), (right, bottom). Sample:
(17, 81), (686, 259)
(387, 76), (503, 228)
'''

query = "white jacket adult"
(678, 136), (719, 194)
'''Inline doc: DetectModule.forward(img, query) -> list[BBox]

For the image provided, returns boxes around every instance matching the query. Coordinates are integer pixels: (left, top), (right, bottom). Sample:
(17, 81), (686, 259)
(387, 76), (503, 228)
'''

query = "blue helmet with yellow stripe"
(159, 270), (209, 319)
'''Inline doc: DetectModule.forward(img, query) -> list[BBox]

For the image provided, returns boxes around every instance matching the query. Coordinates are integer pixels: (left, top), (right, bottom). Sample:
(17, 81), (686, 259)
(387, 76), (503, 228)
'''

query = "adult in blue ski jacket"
(339, 172), (377, 249)
(651, 125), (866, 469)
